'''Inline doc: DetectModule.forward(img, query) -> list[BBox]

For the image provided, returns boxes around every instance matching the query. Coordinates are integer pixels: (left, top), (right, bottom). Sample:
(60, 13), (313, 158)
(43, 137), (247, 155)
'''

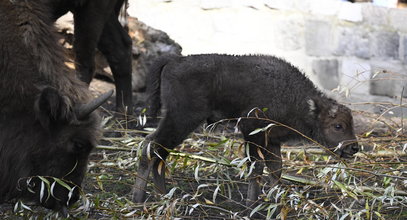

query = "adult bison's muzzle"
(0, 0), (113, 215)
(22, 176), (81, 216)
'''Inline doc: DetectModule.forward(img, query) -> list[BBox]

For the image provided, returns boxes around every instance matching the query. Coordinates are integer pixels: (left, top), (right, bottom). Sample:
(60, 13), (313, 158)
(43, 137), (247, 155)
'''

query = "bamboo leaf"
(157, 160), (164, 176)
(249, 128), (263, 136)
(40, 181), (46, 203)
(204, 198), (214, 205)
(213, 185), (220, 203)
(257, 147), (265, 160)
(53, 177), (72, 191)
(249, 203), (263, 217)
(194, 165), (200, 182)
(333, 180), (358, 200)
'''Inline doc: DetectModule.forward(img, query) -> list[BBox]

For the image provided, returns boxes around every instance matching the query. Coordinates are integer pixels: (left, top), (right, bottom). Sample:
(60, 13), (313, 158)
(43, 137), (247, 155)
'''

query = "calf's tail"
(146, 54), (178, 117)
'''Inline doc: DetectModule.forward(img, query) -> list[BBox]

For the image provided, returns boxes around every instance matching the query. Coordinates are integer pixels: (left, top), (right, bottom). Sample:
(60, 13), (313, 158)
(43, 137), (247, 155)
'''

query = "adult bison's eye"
(72, 140), (92, 153)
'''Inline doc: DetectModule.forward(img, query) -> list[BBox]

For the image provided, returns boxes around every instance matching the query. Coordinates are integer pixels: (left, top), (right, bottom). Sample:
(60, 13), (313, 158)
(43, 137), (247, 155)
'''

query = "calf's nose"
(350, 144), (359, 154)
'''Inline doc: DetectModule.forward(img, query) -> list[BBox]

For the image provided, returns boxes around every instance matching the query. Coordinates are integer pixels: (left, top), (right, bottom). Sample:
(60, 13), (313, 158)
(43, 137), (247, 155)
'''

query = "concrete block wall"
(129, 0), (407, 114)
(266, 0), (407, 101)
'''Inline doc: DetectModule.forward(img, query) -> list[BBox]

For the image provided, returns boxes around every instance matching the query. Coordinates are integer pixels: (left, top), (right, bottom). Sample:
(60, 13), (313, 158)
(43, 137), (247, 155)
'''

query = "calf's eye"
(333, 124), (343, 131)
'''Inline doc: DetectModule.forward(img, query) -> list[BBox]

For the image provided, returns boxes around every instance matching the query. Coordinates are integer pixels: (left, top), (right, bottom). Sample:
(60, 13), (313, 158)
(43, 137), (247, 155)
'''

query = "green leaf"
(333, 180), (358, 200)
(53, 177), (72, 191)
(38, 176), (50, 185)
(194, 165), (200, 182)
(249, 128), (263, 136)
(213, 185), (220, 203)
(250, 203), (263, 217)
(249, 123), (275, 136)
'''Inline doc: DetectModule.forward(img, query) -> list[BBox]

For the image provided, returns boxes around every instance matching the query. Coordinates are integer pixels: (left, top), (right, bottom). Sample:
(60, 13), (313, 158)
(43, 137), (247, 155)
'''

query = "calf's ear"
(328, 105), (338, 118)
(307, 98), (319, 117)
(35, 87), (74, 129)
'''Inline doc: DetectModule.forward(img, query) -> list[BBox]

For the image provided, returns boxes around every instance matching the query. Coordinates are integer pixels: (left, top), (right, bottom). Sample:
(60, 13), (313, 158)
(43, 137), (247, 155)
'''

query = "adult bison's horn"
(76, 90), (114, 120)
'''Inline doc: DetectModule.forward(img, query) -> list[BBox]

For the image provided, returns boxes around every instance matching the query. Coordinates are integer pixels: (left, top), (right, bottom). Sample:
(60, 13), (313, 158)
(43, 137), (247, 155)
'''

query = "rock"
(127, 17), (182, 92)
(352, 111), (394, 136)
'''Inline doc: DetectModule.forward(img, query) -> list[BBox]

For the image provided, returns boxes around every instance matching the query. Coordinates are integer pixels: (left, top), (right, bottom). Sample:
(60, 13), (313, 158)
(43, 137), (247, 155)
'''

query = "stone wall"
(265, 0), (407, 111)
(129, 0), (407, 114)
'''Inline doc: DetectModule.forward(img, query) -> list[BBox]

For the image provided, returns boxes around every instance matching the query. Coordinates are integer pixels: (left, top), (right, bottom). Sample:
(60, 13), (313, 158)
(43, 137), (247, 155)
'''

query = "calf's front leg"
(133, 139), (169, 202)
(133, 110), (208, 202)
(132, 141), (160, 203)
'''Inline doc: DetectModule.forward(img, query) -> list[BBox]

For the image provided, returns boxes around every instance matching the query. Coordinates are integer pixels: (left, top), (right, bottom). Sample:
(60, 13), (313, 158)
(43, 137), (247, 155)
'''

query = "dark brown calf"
(132, 54), (358, 207)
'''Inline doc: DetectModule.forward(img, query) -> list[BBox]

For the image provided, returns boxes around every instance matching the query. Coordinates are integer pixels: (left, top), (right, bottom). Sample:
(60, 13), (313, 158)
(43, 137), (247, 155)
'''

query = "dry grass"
(1, 107), (407, 219)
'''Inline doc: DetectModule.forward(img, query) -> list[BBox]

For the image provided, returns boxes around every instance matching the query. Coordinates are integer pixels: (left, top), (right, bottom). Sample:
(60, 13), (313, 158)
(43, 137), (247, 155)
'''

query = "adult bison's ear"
(35, 87), (74, 129)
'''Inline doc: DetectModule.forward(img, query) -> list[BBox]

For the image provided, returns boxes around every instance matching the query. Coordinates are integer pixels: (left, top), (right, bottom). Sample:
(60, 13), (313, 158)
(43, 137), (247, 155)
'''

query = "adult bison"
(42, 0), (133, 114)
(0, 0), (111, 215)
(132, 54), (359, 207)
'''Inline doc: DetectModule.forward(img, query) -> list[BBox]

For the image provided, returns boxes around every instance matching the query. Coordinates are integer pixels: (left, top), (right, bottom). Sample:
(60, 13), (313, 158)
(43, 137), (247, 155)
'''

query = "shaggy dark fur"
(133, 54), (359, 207)
(0, 0), (106, 215)
(41, 0), (133, 114)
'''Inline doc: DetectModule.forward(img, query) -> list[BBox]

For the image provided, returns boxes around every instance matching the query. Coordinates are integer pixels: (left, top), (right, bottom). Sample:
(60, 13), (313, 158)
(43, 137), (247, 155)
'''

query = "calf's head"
(308, 98), (359, 158)
(20, 88), (112, 214)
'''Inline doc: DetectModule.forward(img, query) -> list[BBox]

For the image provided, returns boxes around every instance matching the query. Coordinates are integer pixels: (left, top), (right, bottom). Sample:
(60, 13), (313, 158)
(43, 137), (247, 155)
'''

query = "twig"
(401, 86), (405, 134)
(96, 145), (406, 159)
(97, 145), (136, 152)
(280, 174), (407, 196)
(323, 165), (407, 180)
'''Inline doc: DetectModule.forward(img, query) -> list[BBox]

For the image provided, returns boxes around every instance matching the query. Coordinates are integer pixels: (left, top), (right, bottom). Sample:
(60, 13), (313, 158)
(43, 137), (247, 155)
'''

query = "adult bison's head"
(308, 97), (359, 158)
(18, 88), (112, 215)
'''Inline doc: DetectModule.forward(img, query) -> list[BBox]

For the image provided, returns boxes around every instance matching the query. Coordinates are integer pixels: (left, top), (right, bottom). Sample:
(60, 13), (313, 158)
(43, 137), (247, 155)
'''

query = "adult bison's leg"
(133, 110), (208, 203)
(73, 1), (116, 83)
(97, 14), (133, 114)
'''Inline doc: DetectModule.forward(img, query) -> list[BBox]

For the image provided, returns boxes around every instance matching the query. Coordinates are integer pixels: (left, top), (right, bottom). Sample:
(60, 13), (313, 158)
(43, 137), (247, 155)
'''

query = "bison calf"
(132, 54), (359, 207)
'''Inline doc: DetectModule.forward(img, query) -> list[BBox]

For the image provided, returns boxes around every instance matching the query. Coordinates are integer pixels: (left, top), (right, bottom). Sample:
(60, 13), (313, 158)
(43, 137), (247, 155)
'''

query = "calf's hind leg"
(263, 141), (282, 186)
(240, 128), (267, 208)
(132, 110), (208, 203)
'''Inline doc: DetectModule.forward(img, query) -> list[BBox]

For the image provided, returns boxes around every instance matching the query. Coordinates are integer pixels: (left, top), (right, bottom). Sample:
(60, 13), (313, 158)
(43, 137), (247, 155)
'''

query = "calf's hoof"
(132, 188), (147, 203)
